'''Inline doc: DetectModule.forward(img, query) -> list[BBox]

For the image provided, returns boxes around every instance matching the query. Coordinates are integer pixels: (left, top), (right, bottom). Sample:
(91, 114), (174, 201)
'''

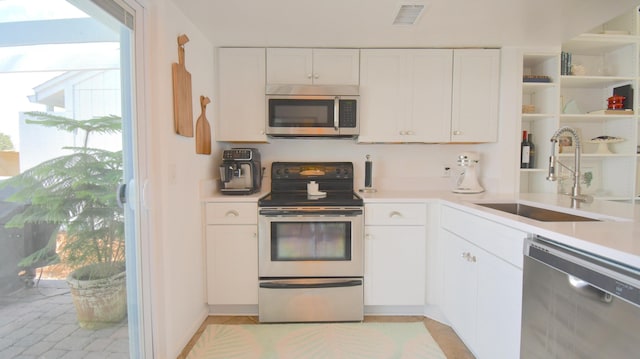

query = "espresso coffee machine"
(219, 148), (262, 194)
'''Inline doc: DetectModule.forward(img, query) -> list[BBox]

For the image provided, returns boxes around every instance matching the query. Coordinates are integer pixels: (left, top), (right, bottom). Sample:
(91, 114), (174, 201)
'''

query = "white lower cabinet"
(475, 241), (522, 359)
(441, 229), (477, 346)
(364, 203), (427, 306)
(365, 226), (426, 305)
(440, 205), (523, 359)
(205, 202), (258, 306)
(206, 225), (258, 305)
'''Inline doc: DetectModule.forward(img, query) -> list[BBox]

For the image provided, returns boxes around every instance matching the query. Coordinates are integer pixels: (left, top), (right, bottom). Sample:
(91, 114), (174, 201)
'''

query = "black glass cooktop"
(260, 161), (363, 207)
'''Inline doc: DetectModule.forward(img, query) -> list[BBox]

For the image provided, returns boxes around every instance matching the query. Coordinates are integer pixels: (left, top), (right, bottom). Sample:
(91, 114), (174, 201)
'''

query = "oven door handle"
(259, 208), (363, 217)
(260, 279), (363, 289)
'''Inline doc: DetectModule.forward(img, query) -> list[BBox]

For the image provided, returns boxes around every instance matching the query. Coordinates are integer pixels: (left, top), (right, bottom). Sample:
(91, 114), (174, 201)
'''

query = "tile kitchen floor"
(178, 315), (475, 358)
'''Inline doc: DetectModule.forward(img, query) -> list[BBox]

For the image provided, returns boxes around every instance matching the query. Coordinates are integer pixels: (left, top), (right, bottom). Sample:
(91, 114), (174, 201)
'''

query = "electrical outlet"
(442, 166), (451, 177)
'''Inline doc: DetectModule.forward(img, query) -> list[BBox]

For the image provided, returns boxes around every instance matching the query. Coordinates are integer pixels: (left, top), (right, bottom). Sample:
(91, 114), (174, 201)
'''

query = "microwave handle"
(334, 96), (339, 130)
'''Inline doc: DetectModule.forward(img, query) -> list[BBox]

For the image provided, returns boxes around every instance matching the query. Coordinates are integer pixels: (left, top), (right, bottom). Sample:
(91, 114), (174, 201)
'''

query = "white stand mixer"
(452, 152), (485, 194)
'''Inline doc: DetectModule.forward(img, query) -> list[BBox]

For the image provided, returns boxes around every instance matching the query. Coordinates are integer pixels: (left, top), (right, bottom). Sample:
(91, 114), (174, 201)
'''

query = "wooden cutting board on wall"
(172, 34), (194, 137)
(196, 96), (211, 154)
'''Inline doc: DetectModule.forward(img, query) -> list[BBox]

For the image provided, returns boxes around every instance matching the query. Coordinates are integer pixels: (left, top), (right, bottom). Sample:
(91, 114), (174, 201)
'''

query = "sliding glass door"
(0, 0), (150, 357)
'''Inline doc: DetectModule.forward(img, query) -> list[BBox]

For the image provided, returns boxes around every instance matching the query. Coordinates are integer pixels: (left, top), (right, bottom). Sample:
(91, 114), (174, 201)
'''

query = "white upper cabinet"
(359, 48), (500, 143)
(216, 47), (499, 143)
(216, 47), (267, 142)
(451, 49), (500, 143)
(266, 48), (360, 85)
(359, 49), (453, 143)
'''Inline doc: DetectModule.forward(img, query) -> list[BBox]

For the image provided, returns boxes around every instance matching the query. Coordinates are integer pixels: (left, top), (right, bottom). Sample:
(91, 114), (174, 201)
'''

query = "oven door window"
(269, 99), (334, 128)
(271, 222), (351, 261)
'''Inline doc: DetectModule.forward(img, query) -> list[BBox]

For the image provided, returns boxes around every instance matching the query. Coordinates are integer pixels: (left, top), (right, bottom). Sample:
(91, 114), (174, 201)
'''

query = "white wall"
(142, 1), (603, 357)
(142, 1), (640, 357)
(146, 1), (220, 357)
(143, 3), (528, 356)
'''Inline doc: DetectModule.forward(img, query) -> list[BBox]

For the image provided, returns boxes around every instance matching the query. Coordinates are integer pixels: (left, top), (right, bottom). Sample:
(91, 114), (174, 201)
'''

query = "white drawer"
(441, 205), (526, 268)
(365, 203), (427, 226)
(205, 202), (257, 225)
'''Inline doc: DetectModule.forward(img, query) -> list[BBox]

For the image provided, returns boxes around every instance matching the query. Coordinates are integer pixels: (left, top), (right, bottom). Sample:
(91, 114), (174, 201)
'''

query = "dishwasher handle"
(525, 236), (640, 308)
(568, 275), (614, 304)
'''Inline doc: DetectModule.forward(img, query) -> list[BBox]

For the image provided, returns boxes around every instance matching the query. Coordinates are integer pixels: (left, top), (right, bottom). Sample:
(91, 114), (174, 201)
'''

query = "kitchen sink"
(475, 202), (601, 222)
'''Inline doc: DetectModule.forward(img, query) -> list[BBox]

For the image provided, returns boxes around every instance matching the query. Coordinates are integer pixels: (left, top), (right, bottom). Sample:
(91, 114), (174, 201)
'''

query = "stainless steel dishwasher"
(521, 235), (640, 359)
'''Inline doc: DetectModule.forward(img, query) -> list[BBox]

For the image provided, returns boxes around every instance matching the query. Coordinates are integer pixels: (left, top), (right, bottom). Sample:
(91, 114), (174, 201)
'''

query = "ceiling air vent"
(392, 3), (427, 25)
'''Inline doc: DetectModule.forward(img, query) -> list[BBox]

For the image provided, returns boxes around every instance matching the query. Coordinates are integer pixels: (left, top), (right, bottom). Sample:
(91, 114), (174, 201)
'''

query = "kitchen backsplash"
(216, 139), (499, 193)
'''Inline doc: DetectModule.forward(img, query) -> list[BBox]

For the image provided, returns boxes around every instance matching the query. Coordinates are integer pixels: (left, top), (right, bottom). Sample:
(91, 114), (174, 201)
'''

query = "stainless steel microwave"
(266, 84), (359, 138)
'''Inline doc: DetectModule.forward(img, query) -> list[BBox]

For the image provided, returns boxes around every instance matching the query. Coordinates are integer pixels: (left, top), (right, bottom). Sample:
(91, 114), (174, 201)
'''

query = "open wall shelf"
(519, 7), (640, 203)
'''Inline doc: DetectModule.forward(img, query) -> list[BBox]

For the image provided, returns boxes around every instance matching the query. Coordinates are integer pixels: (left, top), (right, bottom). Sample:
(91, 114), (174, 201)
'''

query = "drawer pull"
(225, 210), (240, 217)
(389, 211), (403, 219)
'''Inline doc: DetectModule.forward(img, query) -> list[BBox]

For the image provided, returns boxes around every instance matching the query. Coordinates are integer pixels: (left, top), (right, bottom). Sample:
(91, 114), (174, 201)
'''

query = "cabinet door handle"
(406, 130), (414, 135)
(225, 210), (239, 217)
(389, 211), (403, 218)
(365, 234), (372, 240)
(307, 73), (313, 79)
(314, 74), (319, 79)
(453, 130), (461, 135)
(461, 252), (477, 262)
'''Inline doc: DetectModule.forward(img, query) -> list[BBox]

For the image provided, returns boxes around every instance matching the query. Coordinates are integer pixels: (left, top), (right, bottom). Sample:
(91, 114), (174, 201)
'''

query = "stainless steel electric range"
(257, 162), (364, 323)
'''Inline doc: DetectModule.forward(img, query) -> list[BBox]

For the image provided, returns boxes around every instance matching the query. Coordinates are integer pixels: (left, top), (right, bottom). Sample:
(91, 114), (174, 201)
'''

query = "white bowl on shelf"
(587, 137), (624, 154)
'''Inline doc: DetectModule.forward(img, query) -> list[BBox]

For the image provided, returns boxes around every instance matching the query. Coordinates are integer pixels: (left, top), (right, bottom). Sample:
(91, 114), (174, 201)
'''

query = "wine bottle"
(520, 131), (530, 168)
(528, 133), (535, 168)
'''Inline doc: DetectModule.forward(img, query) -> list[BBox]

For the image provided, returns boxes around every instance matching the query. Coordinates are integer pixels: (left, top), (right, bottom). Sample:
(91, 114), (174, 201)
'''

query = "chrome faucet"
(546, 126), (593, 205)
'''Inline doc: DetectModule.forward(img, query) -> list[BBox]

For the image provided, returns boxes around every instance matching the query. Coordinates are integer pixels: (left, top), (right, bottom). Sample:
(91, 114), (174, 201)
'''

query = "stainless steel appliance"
(219, 148), (262, 194)
(258, 162), (364, 323)
(521, 236), (640, 358)
(265, 85), (359, 138)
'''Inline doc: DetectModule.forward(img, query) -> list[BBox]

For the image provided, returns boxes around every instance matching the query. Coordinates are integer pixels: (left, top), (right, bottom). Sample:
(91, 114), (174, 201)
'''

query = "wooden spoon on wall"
(195, 96), (211, 155)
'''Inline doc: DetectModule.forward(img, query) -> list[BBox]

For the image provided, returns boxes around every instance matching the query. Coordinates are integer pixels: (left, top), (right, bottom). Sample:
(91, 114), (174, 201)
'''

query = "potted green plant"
(1, 112), (126, 329)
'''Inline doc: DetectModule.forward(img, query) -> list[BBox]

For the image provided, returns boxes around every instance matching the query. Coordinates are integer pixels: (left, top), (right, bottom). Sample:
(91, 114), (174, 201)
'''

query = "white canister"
(307, 181), (319, 194)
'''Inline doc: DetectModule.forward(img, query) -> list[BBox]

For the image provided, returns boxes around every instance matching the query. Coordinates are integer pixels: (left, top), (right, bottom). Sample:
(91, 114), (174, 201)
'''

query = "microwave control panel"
(339, 100), (357, 128)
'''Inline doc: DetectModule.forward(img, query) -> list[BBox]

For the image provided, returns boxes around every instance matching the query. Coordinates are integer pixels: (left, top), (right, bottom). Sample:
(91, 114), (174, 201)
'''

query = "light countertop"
(204, 187), (640, 269)
(360, 190), (640, 269)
